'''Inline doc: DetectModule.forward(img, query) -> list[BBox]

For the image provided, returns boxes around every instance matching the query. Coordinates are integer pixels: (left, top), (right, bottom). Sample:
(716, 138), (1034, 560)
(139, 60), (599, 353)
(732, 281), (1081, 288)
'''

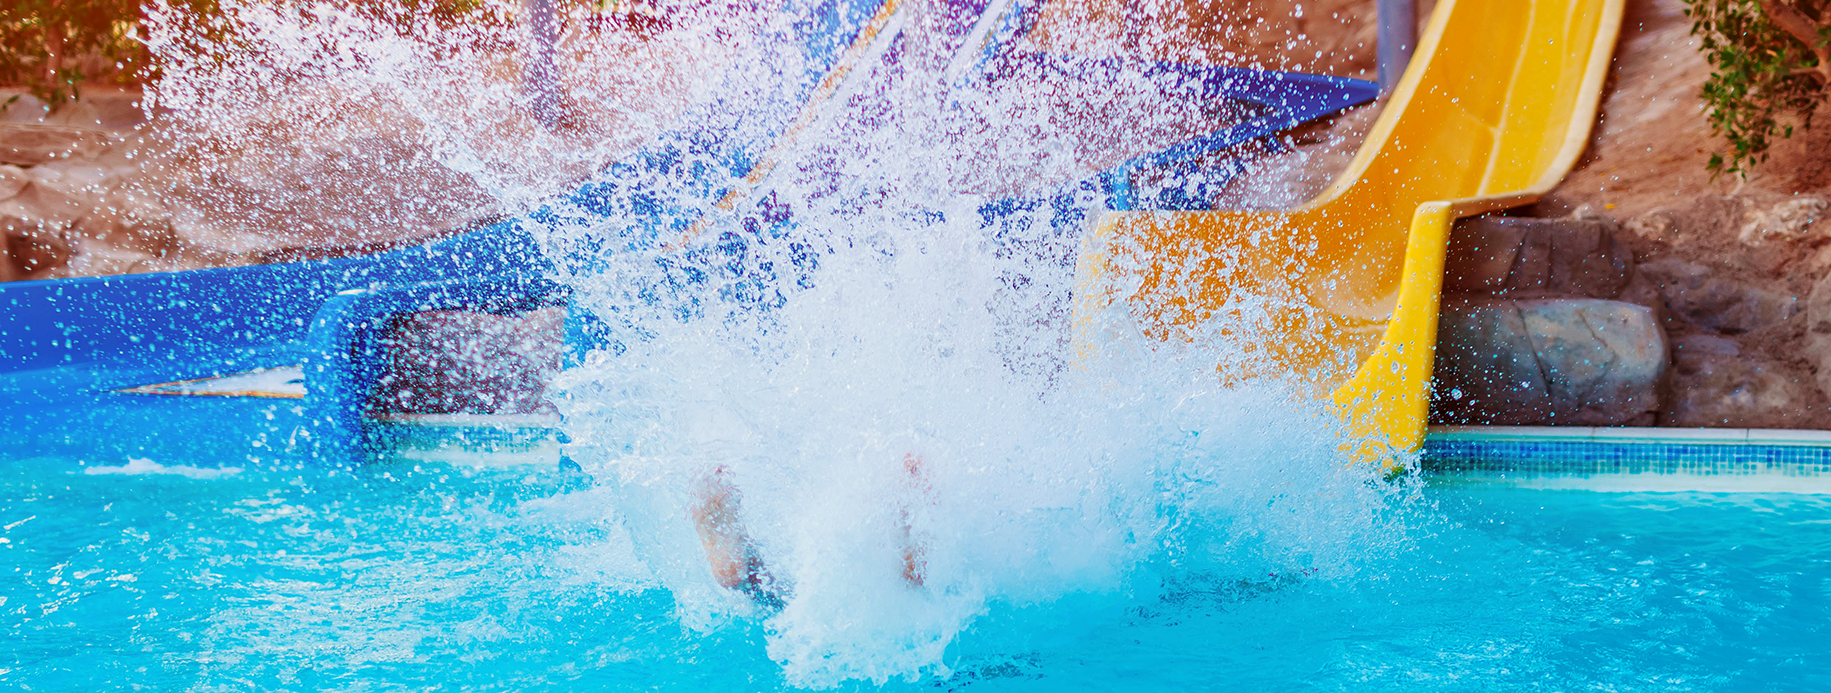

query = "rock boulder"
(1663, 334), (1825, 428)
(1444, 215), (1632, 298)
(1621, 195), (1747, 246)
(1739, 197), (1828, 245)
(1637, 256), (1800, 334)
(1432, 297), (1666, 425)
(1431, 297), (1551, 424)
(1797, 271), (1831, 401)
(0, 124), (110, 167)
(0, 165), (28, 199)
(0, 199), (72, 279)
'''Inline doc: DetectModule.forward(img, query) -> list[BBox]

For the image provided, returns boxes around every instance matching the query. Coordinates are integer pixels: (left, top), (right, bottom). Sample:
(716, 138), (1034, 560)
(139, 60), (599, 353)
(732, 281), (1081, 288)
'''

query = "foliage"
(0, 0), (153, 109)
(1686, 0), (1831, 177)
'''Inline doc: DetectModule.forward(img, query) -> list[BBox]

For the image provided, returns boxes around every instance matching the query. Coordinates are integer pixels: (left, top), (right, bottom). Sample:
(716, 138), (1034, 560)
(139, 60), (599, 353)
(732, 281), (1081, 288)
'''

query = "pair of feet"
(690, 455), (931, 606)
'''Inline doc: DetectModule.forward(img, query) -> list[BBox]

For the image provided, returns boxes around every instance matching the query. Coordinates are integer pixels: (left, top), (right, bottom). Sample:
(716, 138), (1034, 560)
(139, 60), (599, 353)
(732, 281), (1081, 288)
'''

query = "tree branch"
(1761, 0), (1823, 46)
(1760, 0), (1831, 84)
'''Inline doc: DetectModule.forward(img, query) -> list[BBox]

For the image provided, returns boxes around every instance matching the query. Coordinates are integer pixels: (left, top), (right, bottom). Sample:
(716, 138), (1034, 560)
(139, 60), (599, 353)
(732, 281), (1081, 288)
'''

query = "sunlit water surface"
(3, 458), (1829, 691)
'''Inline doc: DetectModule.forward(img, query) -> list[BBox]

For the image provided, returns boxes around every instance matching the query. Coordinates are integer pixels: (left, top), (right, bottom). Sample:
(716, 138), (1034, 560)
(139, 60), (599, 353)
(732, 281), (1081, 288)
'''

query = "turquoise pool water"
(4, 456), (1829, 691)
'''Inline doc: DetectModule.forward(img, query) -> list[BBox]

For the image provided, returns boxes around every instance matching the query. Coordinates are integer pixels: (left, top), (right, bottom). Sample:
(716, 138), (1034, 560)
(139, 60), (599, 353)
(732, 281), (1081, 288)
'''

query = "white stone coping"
(1427, 425), (1831, 447)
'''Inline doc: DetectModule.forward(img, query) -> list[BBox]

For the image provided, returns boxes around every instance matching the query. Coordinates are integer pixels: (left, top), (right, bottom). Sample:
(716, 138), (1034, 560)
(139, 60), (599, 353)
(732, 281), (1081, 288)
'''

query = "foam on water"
(82, 458), (244, 479)
(141, 0), (1412, 685)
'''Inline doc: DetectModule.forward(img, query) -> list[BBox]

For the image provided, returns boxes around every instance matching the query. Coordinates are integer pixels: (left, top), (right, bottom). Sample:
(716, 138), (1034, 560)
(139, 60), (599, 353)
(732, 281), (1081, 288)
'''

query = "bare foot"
(690, 465), (782, 606)
(899, 453), (932, 587)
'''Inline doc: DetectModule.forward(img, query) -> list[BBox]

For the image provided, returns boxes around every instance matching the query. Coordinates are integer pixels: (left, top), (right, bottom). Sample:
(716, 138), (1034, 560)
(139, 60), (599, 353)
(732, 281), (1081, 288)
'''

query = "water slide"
(1070, 0), (1626, 461)
(0, 0), (1376, 465)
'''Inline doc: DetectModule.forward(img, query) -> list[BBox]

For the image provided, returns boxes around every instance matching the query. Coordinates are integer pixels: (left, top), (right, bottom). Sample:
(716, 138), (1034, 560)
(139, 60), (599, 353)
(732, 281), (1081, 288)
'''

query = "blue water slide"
(0, 224), (555, 463)
(0, 0), (1375, 466)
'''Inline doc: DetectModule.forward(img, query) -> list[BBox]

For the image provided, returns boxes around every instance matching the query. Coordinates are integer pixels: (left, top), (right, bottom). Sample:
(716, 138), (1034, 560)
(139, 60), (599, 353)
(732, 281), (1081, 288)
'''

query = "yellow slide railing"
(1070, 0), (1626, 460)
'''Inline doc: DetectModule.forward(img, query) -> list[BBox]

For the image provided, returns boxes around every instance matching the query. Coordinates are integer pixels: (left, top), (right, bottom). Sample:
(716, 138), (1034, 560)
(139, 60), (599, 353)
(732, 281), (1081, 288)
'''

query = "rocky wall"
(1432, 196), (1831, 428)
(0, 90), (200, 282)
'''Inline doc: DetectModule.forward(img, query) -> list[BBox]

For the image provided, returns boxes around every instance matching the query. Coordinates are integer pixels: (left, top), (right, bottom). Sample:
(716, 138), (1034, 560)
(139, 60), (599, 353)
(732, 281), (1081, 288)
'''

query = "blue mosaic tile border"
(362, 422), (1831, 478)
(1422, 439), (1831, 477)
(366, 422), (559, 455)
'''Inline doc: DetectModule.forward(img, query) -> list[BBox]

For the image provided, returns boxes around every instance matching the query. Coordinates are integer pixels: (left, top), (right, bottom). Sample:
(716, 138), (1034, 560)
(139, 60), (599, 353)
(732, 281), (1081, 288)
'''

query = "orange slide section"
(1070, 0), (1627, 461)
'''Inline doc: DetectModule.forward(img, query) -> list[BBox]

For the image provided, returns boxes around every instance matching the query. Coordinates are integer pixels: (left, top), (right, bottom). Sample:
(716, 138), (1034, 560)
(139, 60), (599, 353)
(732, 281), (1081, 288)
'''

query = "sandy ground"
(1544, 0), (1831, 217)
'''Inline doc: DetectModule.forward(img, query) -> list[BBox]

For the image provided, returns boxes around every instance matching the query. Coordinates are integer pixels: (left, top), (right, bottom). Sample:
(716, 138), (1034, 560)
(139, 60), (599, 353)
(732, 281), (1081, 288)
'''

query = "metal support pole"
(523, 0), (563, 129)
(1377, 0), (1415, 92)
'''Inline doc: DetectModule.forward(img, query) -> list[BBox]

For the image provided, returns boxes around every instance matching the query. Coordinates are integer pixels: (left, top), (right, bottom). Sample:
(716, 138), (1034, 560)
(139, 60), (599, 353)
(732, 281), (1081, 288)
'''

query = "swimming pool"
(6, 452), (1827, 690)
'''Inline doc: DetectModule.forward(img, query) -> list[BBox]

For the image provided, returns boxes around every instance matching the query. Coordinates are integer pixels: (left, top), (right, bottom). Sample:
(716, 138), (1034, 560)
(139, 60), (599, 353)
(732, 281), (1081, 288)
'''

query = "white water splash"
(145, 0), (1413, 686)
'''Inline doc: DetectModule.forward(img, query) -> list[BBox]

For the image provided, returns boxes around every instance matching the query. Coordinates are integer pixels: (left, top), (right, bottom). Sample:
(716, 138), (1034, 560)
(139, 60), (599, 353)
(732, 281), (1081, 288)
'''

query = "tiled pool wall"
(1422, 426), (1831, 480)
(366, 414), (563, 465)
(1424, 440), (1831, 477)
(361, 419), (1831, 483)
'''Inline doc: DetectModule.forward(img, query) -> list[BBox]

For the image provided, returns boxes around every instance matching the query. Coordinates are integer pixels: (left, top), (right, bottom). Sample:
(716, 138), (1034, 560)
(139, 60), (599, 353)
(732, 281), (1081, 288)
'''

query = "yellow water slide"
(1070, 0), (1626, 459)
